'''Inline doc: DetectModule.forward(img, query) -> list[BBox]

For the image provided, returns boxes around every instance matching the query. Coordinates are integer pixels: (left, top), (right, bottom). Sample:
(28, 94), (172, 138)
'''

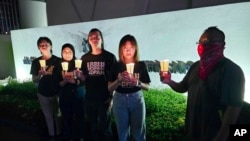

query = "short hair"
(203, 26), (225, 43)
(37, 36), (53, 53)
(37, 36), (52, 46)
(118, 34), (139, 63)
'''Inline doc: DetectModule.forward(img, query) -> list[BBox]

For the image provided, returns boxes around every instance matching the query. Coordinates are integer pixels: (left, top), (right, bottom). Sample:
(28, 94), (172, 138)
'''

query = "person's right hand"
(160, 71), (171, 84)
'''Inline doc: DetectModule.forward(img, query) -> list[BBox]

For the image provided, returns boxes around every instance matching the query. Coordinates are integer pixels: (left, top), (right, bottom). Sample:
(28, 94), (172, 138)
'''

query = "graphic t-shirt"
(108, 61), (151, 94)
(30, 55), (61, 97)
(81, 50), (117, 102)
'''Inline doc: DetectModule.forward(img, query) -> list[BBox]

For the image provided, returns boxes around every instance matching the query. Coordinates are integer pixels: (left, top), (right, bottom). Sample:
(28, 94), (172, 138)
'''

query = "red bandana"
(197, 44), (224, 80)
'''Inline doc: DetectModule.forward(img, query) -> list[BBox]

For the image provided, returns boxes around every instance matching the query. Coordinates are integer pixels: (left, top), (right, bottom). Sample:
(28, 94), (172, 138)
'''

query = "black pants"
(85, 101), (113, 141)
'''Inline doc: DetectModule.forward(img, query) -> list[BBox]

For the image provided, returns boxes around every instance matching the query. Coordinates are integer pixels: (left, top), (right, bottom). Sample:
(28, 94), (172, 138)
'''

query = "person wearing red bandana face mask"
(160, 26), (245, 141)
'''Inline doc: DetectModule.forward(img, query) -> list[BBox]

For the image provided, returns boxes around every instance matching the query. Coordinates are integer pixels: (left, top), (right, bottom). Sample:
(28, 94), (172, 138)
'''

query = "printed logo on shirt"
(87, 61), (105, 76)
(46, 66), (55, 75)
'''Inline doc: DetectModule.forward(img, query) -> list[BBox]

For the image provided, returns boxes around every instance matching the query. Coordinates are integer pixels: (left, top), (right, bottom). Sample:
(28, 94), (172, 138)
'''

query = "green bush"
(144, 89), (187, 141)
(0, 80), (187, 141)
(0, 79), (39, 110)
(0, 79), (37, 99)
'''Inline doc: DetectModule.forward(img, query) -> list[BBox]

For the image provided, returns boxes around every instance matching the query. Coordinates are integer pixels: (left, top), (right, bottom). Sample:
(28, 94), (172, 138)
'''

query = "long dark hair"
(87, 28), (104, 52)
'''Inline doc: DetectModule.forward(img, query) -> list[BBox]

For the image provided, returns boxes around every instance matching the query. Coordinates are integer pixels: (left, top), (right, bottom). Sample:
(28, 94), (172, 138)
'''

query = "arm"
(108, 73), (122, 92)
(32, 74), (43, 83)
(138, 81), (150, 91)
(213, 106), (242, 141)
(167, 80), (187, 93)
(160, 71), (187, 93)
(32, 68), (47, 83)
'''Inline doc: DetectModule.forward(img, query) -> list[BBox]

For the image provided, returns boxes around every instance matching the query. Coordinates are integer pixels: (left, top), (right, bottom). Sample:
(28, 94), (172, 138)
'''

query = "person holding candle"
(30, 37), (62, 140)
(80, 28), (117, 141)
(108, 34), (151, 141)
(160, 26), (245, 141)
(53, 43), (86, 141)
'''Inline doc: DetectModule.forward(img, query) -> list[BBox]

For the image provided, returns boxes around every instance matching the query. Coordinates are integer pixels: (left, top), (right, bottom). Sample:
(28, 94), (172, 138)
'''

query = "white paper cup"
(39, 60), (46, 68)
(61, 62), (68, 71)
(160, 60), (169, 72)
(75, 59), (82, 68)
(126, 63), (134, 74)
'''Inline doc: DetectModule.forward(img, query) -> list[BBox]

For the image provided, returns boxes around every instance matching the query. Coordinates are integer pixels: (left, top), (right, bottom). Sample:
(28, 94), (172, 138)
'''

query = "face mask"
(197, 43), (225, 58)
(197, 44), (205, 57)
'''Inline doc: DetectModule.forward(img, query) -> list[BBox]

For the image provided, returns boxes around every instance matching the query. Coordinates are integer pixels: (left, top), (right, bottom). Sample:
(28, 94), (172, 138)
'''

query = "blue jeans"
(113, 91), (146, 141)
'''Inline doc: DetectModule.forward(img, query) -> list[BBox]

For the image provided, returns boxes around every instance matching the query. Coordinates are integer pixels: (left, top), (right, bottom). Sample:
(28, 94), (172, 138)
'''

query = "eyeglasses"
(196, 40), (224, 45)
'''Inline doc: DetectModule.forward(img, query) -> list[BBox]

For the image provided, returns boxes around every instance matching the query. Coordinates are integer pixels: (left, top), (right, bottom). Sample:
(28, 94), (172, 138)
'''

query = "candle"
(126, 63), (134, 74)
(160, 60), (169, 72)
(39, 60), (46, 68)
(61, 62), (68, 71)
(75, 59), (82, 69)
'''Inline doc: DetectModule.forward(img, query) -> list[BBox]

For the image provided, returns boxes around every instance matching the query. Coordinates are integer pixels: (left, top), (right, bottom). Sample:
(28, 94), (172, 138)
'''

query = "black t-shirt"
(179, 57), (245, 140)
(81, 50), (117, 102)
(53, 59), (83, 96)
(30, 55), (61, 97)
(108, 61), (151, 94)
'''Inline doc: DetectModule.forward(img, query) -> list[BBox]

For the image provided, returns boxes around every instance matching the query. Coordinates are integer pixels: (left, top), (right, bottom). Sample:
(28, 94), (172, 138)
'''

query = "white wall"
(11, 2), (250, 102)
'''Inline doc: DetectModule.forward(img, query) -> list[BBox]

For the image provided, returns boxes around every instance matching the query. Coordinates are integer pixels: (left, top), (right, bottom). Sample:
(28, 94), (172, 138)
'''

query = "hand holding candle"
(61, 62), (68, 71)
(160, 60), (169, 72)
(126, 63), (134, 75)
(75, 59), (82, 69)
(159, 60), (171, 83)
(39, 60), (46, 70)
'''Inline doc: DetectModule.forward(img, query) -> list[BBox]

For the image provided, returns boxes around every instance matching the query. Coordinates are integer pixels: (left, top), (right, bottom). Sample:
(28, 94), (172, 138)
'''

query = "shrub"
(0, 80), (187, 141)
(0, 79), (39, 110)
(144, 88), (187, 141)
(0, 79), (37, 99)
